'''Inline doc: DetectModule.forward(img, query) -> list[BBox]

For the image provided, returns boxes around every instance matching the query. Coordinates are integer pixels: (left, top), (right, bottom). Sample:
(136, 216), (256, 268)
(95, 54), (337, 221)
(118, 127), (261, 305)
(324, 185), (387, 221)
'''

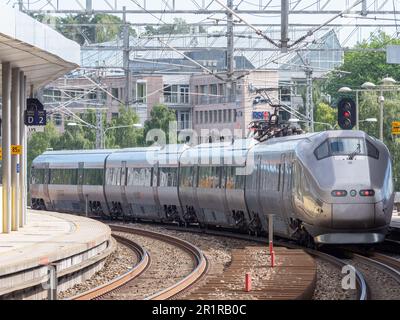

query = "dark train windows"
(314, 141), (329, 160)
(366, 140), (379, 159)
(83, 169), (104, 185)
(49, 169), (77, 185)
(198, 166), (222, 189)
(106, 168), (122, 186)
(126, 168), (152, 186)
(314, 138), (375, 160)
(226, 166), (246, 189)
(159, 167), (178, 187)
(179, 167), (194, 187)
(31, 168), (46, 184)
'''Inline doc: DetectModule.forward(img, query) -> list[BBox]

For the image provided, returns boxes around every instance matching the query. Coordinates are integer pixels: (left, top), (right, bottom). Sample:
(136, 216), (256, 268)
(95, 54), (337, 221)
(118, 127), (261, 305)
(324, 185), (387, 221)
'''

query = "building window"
(194, 85), (199, 105)
(214, 110), (218, 123)
(180, 85), (189, 104)
(205, 110), (208, 123)
(137, 82), (147, 103)
(111, 88), (119, 99)
(54, 113), (62, 126)
(218, 110), (222, 123)
(228, 109), (232, 122)
(210, 84), (218, 104)
(209, 110), (213, 123)
(195, 111), (199, 124)
(218, 83), (225, 103)
(234, 109), (237, 122)
(223, 109), (227, 123)
(200, 85), (207, 104)
(200, 111), (204, 124)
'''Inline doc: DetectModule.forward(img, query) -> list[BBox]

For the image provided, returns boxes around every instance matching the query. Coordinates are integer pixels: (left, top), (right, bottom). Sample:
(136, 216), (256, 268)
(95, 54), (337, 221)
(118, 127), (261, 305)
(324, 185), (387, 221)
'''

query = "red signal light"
(331, 190), (347, 197)
(360, 190), (375, 197)
(343, 111), (351, 118)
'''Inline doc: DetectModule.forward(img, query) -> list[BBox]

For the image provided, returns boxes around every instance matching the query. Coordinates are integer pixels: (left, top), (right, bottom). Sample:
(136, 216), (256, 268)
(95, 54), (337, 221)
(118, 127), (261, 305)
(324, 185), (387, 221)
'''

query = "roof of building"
(0, 3), (80, 94)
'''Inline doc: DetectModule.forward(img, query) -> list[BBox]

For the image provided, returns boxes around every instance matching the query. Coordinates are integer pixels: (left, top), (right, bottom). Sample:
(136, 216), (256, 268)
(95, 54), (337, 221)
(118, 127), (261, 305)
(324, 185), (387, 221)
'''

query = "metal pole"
(281, 0), (289, 53)
(356, 90), (359, 130)
(11, 68), (20, 231)
(2, 62), (12, 233)
(123, 6), (131, 109)
(268, 214), (274, 253)
(85, 194), (89, 217)
(380, 90), (384, 141)
(305, 68), (313, 132)
(19, 73), (27, 227)
(47, 264), (58, 300)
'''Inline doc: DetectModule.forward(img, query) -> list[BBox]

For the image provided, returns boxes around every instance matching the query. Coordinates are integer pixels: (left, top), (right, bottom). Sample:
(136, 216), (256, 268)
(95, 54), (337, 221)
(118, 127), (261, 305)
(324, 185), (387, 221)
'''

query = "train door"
(152, 162), (163, 220)
(77, 162), (85, 211)
(280, 154), (293, 236)
(43, 163), (53, 210)
(120, 161), (130, 216)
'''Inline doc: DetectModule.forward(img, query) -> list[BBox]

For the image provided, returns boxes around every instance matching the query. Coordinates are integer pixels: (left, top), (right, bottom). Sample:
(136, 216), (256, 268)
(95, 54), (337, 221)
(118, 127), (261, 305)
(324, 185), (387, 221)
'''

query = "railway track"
(159, 225), (369, 300)
(72, 225), (207, 300)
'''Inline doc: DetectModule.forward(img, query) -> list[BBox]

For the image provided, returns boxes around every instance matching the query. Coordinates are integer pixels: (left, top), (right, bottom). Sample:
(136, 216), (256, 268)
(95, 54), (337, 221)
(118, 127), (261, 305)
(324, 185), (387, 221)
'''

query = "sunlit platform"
(0, 210), (113, 300)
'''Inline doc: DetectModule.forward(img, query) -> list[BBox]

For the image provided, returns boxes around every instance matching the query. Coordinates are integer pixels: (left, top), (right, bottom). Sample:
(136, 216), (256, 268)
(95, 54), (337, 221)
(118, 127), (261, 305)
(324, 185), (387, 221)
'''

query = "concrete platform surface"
(0, 210), (112, 299)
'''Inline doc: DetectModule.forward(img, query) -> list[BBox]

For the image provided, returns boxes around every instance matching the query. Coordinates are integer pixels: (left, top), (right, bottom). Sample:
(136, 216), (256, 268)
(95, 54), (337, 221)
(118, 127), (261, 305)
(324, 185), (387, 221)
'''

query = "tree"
(314, 102), (336, 131)
(142, 104), (177, 145)
(107, 107), (144, 148)
(144, 18), (205, 35)
(27, 123), (60, 177)
(323, 31), (400, 101)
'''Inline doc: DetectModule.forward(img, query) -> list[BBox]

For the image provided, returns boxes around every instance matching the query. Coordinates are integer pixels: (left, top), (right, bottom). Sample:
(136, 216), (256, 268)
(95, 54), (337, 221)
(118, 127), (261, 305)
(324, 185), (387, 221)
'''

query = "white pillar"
(19, 73), (27, 227)
(2, 62), (12, 233)
(11, 68), (20, 231)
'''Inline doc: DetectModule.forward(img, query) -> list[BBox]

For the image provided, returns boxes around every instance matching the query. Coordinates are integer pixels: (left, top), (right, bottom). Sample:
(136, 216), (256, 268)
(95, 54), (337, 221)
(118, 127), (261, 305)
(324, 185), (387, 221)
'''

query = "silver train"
(30, 130), (395, 245)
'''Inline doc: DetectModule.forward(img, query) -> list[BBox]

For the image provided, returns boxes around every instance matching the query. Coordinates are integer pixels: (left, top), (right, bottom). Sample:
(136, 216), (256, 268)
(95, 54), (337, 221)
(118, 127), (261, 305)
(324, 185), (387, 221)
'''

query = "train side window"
(366, 140), (379, 159)
(179, 167), (193, 187)
(314, 141), (329, 160)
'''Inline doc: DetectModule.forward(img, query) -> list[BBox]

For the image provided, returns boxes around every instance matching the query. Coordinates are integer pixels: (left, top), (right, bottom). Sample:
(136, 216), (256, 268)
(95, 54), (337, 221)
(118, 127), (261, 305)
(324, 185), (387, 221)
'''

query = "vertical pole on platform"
(11, 68), (20, 231)
(47, 264), (58, 300)
(85, 194), (89, 217)
(2, 62), (12, 233)
(268, 214), (275, 267)
(19, 73), (27, 227)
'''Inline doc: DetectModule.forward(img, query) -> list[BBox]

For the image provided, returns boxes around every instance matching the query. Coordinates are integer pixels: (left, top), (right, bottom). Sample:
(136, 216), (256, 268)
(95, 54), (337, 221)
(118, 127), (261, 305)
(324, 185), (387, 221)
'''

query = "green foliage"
(314, 102), (336, 131)
(324, 31), (400, 101)
(106, 107), (144, 149)
(30, 12), (136, 45)
(27, 122), (60, 176)
(144, 18), (205, 35)
(142, 104), (177, 145)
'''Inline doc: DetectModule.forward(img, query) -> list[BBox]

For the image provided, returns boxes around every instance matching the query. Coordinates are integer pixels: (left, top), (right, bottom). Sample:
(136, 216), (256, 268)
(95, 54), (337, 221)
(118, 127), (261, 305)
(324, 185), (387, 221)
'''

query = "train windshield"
(314, 138), (378, 160)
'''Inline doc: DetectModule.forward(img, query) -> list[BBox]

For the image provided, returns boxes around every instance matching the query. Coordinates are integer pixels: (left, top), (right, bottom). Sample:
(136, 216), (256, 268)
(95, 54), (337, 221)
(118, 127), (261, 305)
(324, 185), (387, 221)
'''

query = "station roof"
(0, 3), (80, 95)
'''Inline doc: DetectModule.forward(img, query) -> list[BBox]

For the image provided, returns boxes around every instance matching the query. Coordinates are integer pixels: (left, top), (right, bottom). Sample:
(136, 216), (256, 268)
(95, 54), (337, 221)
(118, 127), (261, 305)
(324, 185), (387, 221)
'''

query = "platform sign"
(24, 110), (47, 126)
(392, 121), (400, 135)
(11, 145), (22, 155)
(24, 98), (47, 127)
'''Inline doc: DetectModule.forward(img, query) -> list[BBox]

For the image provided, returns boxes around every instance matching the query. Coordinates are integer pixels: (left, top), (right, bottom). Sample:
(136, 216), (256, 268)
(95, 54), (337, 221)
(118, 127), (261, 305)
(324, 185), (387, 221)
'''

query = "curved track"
(160, 225), (369, 300)
(73, 225), (207, 300)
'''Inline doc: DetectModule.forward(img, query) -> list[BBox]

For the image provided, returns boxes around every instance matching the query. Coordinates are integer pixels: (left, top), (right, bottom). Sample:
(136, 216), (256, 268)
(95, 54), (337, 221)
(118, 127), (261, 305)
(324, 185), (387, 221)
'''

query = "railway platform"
(0, 210), (113, 300)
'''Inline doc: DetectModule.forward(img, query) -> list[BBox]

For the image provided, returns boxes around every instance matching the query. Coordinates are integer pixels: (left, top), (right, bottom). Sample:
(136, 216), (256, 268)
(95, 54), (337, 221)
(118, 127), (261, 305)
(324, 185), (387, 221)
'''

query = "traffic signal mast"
(338, 98), (357, 130)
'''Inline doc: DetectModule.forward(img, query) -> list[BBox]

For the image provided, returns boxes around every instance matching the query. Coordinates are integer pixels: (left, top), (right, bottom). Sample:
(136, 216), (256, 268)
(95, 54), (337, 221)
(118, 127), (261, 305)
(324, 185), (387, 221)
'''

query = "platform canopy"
(0, 3), (80, 94)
